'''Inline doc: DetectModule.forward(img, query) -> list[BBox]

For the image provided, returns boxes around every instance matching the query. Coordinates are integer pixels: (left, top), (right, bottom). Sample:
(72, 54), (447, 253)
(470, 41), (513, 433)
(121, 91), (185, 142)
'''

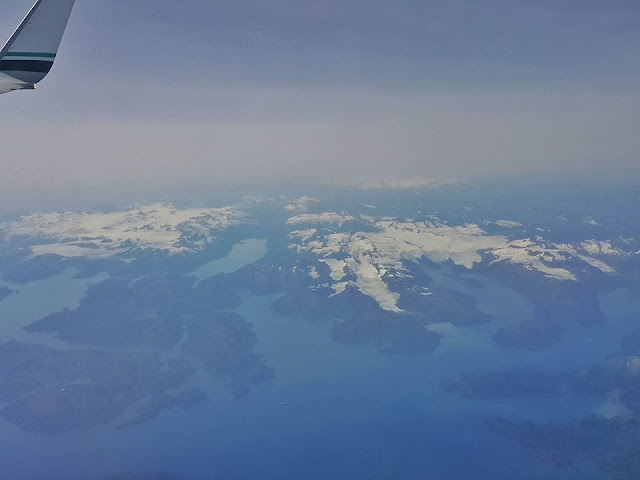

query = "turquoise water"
(189, 239), (268, 282)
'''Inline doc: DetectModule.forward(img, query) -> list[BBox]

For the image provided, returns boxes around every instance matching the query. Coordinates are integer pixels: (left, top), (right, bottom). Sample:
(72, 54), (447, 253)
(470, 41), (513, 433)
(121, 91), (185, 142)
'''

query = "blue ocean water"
(1, 243), (637, 479)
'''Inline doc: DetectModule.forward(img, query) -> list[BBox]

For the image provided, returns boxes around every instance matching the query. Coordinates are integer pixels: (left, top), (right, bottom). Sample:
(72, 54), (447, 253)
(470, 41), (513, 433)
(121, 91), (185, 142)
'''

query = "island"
(0, 286), (15, 301)
(0, 341), (204, 434)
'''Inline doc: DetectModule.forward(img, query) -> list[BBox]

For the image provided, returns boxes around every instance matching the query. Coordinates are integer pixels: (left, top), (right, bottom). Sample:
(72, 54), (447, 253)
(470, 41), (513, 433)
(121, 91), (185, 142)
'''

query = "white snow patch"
(581, 240), (622, 256)
(294, 221), (507, 311)
(348, 255), (402, 313)
(319, 259), (348, 281)
(308, 266), (320, 279)
(291, 217), (627, 311)
(594, 389), (634, 419)
(284, 196), (319, 212)
(495, 220), (522, 228)
(330, 282), (349, 296)
(287, 212), (355, 226)
(576, 255), (616, 274)
(627, 357), (640, 377)
(2, 203), (246, 258)
(490, 240), (578, 281)
(289, 229), (318, 244)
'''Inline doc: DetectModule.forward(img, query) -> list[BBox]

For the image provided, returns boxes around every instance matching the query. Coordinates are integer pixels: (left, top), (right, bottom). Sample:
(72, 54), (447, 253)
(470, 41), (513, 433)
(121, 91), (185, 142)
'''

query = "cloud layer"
(0, 0), (638, 210)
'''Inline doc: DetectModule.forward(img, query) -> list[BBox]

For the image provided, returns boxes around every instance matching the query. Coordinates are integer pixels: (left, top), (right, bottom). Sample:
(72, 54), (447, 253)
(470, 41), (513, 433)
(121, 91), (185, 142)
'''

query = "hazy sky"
(0, 0), (639, 209)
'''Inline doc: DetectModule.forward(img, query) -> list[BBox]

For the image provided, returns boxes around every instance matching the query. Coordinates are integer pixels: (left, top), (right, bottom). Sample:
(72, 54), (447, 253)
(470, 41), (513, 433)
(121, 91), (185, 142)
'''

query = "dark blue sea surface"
(2, 250), (637, 479)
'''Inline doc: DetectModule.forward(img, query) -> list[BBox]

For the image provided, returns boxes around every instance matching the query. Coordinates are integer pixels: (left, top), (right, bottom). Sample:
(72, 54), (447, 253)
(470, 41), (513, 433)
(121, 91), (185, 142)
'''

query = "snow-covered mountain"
(290, 216), (632, 312)
(1, 203), (247, 258)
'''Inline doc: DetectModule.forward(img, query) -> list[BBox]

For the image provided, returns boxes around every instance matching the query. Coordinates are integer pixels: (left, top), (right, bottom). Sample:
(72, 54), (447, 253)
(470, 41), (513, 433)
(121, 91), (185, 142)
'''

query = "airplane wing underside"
(0, 72), (36, 94)
(0, 0), (76, 95)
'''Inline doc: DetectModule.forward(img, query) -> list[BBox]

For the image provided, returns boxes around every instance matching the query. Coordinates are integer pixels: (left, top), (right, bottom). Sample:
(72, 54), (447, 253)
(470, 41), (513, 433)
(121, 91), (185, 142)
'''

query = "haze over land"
(0, 0), (639, 211)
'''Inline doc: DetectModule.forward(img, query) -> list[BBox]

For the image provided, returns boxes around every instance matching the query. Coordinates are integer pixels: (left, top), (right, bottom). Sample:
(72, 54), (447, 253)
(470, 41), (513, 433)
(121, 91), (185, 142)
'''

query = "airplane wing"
(0, 0), (76, 95)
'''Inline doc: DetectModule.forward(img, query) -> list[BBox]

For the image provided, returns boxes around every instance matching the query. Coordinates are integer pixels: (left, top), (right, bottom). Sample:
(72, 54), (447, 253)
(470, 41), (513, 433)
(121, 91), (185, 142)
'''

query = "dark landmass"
(573, 358), (640, 415)
(397, 285), (491, 327)
(490, 416), (640, 480)
(0, 341), (197, 434)
(262, 251), (492, 355)
(462, 277), (485, 288)
(490, 265), (607, 350)
(214, 259), (285, 295)
(331, 312), (442, 355)
(0, 286), (15, 301)
(0, 249), (27, 274)
(442, 370), (574, 398)
(28, 278), (187, 349)
(621, 329), (640, 355)
(274, 286), (442, 354)
(390, 260), (490, 326)
(116, 389), (207, 429)
(443, 356), (640, 415)
(183, 312), (275, 398)
(0, 236), (279, 433)
(0, 253), (279, 435)
(73, 257), (130, 279)
(104, 474), (182, 480)
(28, 274), (241, 349)
(0, 229), (257, 284)
(386, 258), (433, 290)
(492, 318), (568, 351)
(272, 287), (335, 322)
(261, 251), (489, 354)
(1, 254), (70, 284)
(446, 335), (640, 480)
(26, 272), (273, 406)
